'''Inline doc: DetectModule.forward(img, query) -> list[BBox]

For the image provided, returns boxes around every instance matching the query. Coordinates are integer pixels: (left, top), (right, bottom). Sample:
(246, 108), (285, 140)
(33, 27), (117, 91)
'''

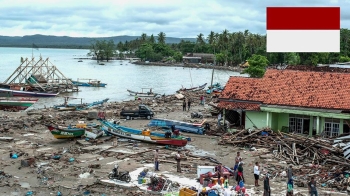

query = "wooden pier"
(2, 57), (79, 93)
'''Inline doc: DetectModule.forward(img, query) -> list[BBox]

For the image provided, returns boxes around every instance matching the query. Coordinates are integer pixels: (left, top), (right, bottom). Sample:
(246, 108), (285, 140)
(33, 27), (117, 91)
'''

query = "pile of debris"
(220, 129), (347, 165)
(220, 128), (350, 193)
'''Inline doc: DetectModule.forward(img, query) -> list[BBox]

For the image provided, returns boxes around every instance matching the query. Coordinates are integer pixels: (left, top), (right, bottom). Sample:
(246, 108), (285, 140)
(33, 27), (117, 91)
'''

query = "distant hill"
(0, 34), (196, 49)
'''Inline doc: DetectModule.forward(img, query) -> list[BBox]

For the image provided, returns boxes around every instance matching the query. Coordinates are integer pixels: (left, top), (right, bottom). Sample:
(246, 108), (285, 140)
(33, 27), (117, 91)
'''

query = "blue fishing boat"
(71, 79), (107, 87)
(54, 97), (109, 111)
(147, 118), (205, 134)
(99, 120), (189, 146)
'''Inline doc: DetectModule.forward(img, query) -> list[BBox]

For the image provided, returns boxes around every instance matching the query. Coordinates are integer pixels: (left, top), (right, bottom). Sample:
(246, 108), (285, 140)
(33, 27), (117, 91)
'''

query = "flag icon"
(266, 7), (340, 52)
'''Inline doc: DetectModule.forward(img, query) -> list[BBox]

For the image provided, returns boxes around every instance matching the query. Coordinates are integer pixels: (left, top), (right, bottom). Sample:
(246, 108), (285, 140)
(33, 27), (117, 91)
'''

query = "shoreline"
(132, 61), (244, 72)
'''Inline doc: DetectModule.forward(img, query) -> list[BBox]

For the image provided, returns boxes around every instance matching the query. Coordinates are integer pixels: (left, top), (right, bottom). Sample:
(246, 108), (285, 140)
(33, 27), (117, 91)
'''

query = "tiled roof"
(217, 101), (260, 111)
(220, 69), (350, 110)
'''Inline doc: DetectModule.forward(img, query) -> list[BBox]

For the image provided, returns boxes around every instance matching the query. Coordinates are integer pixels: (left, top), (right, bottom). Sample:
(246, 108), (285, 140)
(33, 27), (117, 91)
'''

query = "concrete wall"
(245, 111), (267, 129)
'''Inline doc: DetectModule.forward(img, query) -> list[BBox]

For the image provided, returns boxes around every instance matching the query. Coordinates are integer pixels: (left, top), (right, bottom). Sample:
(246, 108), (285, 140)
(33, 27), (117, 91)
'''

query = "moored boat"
(100, 120), (188, 147)
(71, 79), (107, 87)
(127, 88), (158, 98)
(177, 83), (207, 92)
(0, 97), (39, 111)
(46, 125), (85, 139)
(0, 88), (58, 97)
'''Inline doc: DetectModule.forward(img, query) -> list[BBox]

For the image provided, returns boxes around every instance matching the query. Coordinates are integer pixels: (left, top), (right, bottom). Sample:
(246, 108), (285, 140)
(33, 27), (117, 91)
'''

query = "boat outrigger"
(100, 120), (188, 147)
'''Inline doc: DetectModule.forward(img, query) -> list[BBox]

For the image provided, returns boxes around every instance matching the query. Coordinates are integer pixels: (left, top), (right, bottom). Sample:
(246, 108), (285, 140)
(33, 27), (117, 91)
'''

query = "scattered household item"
(197, 166), (216, 178)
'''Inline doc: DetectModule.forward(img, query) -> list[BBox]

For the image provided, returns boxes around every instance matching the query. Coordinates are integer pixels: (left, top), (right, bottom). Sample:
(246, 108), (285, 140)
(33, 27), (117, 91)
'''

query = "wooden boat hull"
(72, 81), (107, 87)
(0, 97), (39, 110)
(46, 125), (85, 139)
(100, 121), (187, 147)
(0, 88), (58, 97)
(127, 89), (157, 97)
(177, 83), (207, 92)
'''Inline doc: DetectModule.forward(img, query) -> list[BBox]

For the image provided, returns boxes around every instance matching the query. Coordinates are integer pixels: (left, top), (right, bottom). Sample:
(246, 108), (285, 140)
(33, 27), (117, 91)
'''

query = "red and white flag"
(266, 7), (340, 52)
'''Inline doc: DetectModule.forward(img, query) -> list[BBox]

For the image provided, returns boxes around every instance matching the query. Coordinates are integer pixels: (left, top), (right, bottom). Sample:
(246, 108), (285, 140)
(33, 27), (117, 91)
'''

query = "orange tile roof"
(217, 102), (260, 111)
(220, 69), (350, 110)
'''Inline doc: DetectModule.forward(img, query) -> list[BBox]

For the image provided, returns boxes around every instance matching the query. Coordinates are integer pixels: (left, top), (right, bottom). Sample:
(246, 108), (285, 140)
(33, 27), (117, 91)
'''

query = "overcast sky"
(0, 0), (349, 38)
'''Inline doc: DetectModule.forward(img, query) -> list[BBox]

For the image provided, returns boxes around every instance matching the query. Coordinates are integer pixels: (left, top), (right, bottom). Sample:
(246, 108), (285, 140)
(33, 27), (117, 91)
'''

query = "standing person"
(264, 174), (271, 196)
(216, 163), (222, 185)
(308, 177), (318, 196)
(154, 149), (159, 171)
(254, 162), (260, 186)
(287, 165), (293, 183)
(236, 163), (244, 184)
(233, 152), (241, 171)
(175, 150), (182, 173)
(286, 178), (294, 196)
(203, 95), (206, 105)
(187, 98), (191, 111)
(200, 95), (204, 105)
(217, 113), (222, 127)
(182, 99), (186, 111)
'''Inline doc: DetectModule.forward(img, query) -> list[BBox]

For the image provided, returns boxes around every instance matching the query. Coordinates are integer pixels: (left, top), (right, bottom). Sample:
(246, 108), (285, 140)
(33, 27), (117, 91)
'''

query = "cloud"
(0, 0), (348, 38)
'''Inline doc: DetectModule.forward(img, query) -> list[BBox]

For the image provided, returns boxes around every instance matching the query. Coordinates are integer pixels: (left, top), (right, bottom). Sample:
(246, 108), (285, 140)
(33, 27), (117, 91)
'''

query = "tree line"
(89, 28), (350, 66)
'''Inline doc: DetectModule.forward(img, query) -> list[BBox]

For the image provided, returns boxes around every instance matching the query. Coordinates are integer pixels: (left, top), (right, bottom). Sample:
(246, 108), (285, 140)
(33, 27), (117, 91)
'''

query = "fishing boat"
(71, 79), (107, 87)
(100, 120), (188, 147)
(54, 97), (109, 111)
(46, 125), (85, 139)
(0, 88), (58, 97)
(177, 83), (207, 92)
(127, 88), (157, 98)
(0, 97), (39, 111)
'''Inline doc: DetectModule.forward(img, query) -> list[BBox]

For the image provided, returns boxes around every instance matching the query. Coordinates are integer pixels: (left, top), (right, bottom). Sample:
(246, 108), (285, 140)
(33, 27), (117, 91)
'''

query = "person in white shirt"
(254, 162), (260, 186)
(175, 150), (181, 173)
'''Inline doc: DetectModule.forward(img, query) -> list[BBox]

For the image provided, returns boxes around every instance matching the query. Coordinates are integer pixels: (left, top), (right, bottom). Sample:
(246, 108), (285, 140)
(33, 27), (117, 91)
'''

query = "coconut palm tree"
(140, 33), (147, 42)
(149, 34), (155, 44)
(196, 33), (205, 45)
(157, 32), (166, 44)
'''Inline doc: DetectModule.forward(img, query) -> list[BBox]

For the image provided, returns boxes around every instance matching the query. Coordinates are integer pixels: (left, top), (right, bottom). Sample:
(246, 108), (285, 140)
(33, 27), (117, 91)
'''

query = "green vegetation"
(114, 28), (350, 66)
(243, 55), (269, 78)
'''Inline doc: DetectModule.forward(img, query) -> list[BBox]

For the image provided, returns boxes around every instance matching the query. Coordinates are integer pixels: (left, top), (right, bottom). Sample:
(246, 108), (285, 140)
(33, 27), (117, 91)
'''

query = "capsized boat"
(0, 88), (59, 97)
(46, 125), (85, 139)
(0, 97), (39, 111)
(99, 120), (188, 147)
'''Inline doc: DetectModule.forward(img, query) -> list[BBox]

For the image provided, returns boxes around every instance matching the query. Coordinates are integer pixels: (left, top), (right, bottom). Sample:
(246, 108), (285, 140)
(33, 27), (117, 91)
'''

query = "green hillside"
(0, 34), (196, 49)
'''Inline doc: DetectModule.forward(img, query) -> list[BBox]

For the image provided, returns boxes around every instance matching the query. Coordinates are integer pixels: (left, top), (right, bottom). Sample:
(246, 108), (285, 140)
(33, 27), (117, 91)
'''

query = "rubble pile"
(220, 128), (350, 193)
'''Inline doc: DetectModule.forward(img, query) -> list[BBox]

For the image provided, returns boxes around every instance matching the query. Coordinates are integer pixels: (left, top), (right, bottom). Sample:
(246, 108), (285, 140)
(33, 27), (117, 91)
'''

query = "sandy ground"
(0, 102), (347, 196)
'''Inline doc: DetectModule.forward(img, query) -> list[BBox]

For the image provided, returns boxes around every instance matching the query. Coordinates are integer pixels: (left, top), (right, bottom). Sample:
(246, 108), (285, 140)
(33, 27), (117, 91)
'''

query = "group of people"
(154, 149), (182, 173)
(154, 150), (318, 196)
(182, 95), (206, 112)
(231, 152), (318, 196)
(182, 98), (191, 111)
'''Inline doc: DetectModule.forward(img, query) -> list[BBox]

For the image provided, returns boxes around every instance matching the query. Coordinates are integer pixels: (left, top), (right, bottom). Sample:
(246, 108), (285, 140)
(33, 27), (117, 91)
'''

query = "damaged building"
(218, 69), (350, 137)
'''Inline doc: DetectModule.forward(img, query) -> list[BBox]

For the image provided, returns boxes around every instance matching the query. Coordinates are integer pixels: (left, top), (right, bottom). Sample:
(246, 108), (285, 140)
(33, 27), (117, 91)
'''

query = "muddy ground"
(0, 93), (347, 196)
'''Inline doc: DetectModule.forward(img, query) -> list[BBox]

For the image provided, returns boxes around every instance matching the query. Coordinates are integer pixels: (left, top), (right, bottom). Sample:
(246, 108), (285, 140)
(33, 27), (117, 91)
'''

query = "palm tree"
(140, 33), (147, 42)
(157, 32), (166, 44)
(207, 31), (215, 45)
(196, 33), (205, 45)
(149, 34), (155, 44)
